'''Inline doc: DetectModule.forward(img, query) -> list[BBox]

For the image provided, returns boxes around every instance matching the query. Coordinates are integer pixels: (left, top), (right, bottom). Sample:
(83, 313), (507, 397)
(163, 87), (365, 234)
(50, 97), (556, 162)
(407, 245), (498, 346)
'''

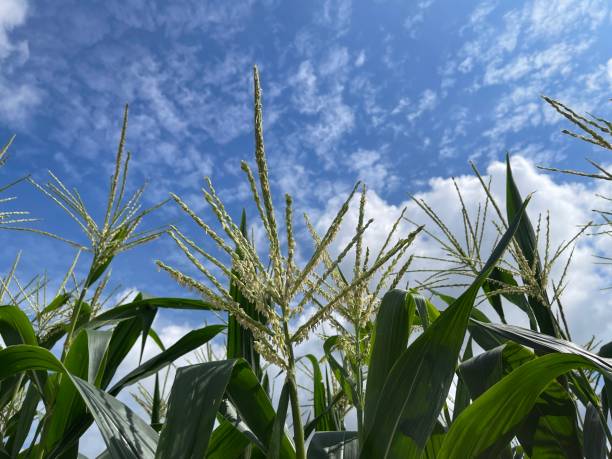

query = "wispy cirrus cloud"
(0, 0), (41, 126)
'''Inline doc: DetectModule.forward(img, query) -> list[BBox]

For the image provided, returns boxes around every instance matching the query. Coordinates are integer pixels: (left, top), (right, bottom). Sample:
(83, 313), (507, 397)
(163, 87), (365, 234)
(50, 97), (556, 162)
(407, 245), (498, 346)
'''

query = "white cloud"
(438, 107), (471, 159)
(527, 0), (608, 38)
(407, 89), (438, 122)
(319, 46), (349, 76)
(345, 148), (397, 192)
(317, 155), (612, 345)
(288, 56), (355, 162)
(318, 0), (352, 35)
(445, 0), (610, 102)
(483, 40), (591, 86)
(0, 78), (41, 125)
(0, 0), (28, 59)
(0, 0), (40, 126)
(403, 0), (434, 38)
(107, 1), (255, 42)
(354, 50), (366, 67)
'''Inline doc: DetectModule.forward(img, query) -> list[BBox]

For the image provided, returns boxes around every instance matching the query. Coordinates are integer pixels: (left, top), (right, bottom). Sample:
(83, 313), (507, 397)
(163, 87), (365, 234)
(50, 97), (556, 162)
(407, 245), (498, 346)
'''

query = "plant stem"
(288, 373), (306, 459)
(354, 319), (364, 441)
(61, 284), (89, 360)
(282, 311), (305, 459)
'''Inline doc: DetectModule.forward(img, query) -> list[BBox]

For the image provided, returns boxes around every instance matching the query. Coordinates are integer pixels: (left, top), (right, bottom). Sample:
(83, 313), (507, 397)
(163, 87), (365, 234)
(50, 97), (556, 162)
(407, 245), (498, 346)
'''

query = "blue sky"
(1, 0), (611, 332)
(1, 0), (612, 454)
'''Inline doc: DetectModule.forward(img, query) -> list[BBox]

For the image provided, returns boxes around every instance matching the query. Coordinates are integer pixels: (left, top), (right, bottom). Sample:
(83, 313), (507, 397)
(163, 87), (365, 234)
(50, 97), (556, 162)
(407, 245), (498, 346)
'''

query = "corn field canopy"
(2, 1), (612, 458)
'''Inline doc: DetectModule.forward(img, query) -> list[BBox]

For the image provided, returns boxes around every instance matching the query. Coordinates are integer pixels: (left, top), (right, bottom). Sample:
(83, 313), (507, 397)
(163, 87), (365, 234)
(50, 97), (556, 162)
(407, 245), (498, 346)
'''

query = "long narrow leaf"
(268, 381), (291, 459)
(156, 360), (235, 458)
(360, 196), (529, 458)
(108, 324), (225, 395)
(506, 154), (557, 336)
(0, 345), (159, 458)
(439, 353), (609, 458)
(363, 289), (415, 436)
(459, 342), (582, 457)
(308, 432), (358, 459)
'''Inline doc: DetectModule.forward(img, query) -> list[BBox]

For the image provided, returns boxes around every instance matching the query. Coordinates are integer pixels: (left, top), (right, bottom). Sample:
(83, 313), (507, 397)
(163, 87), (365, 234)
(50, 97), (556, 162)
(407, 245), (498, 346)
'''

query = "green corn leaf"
(307, 432), (358, 459)
(72, 375), (158, 459)
(227, 210), (266, 380)
(472, 319), (612, 431)
(0, 345), (158, 458)
(359, 195), (529, 458)
(86, 329), (113, 385)
(138, 302), (156, 364)
(433, 291), (504, 351)
(156, 359), (294, 459)
(421, 421), (446, 459)
(99, 312), (152, 390)
(49, 313), (159, 457)
(206, 419), (258, 459)
(363, 289), (415, 436)
(303, 355), (337, 432)
(81, 297), (213, 331)
(584, 402), (607, 459)
(459, 342), (582, 457)
(598, 342), (612, 424)
(226, 360), (295, 458)
(439, 352), (609, 458)
(452, 338), (472, 422)
(411, 293), (436, 330)
(0, 305), (37, 346)
(41, 293), (72, 315)
(467, 308), (505, 351)
(323, 336), (358, 406)
(0, 345), (64, 378)
(218, 399), (267, 453)
(4, 381), (40, 457)
(147, 328), (166, 351)
(505, 154), (557, 336)
(43, 333), (91, 451)
(303, 391), (344, 439)
(156, 360), (235, 458)
(108, 324), (225, 395)
(0, 305), (39, 415)
(267, 381), (291, 459)
(151, 373), (162, 432)
(469, 320), (612, 372)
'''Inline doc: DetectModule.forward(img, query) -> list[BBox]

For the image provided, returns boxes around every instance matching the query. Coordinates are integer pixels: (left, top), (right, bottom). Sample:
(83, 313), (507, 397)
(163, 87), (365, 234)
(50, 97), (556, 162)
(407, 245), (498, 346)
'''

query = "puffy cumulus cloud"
(315, 155), (612, 345)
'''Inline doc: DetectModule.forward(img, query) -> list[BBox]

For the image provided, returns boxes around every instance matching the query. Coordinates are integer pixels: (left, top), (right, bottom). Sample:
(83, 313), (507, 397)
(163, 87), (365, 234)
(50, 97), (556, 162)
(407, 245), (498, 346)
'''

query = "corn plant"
(155, 66), (421, 458)
(0, 110), (226, 458)
(0, 71), (611, 459)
